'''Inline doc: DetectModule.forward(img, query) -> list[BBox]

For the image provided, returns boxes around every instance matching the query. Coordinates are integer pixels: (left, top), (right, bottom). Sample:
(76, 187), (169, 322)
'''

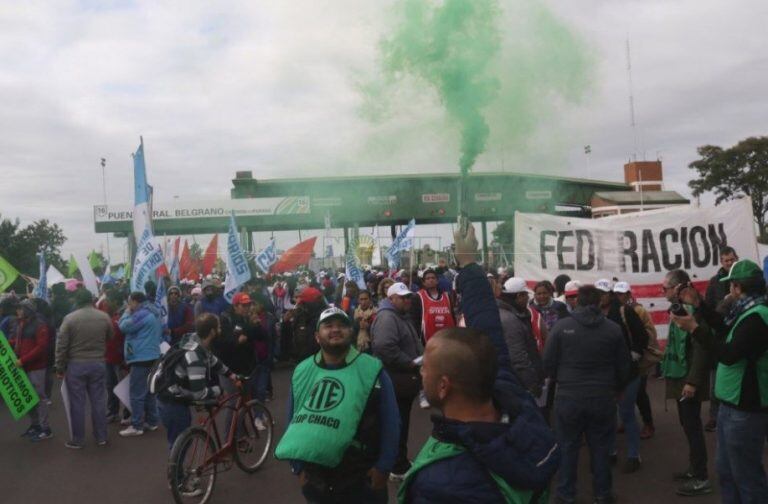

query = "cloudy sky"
(1, 0), (766, 262)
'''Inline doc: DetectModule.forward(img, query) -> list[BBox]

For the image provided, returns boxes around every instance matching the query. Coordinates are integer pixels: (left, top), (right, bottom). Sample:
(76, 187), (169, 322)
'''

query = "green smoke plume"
(361, 0), (593, 174)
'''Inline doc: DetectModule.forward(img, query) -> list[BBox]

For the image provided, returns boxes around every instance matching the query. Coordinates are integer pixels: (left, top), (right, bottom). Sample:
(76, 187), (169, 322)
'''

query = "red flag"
(188, 259), (201, 282)
(271, 237), (317, 273)
(203, 235), (218, 276)
(180, 240), (192, 279)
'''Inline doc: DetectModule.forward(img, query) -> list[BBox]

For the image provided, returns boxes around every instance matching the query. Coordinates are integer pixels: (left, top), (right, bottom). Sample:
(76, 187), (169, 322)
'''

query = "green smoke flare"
(362, 0), (593, 174)
(379, 0), (500, 176)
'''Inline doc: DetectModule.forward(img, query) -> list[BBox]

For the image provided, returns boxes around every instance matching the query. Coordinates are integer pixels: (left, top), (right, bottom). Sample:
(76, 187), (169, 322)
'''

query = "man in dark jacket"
(371, 282), (423, 479)
(673, 259), (768, 503)
(167, 286), (194, 346)
(400, 223), (559, 503)
(544, 285), (630, 504)
(705, 246), (738, 313)
(661, 269), (713, 496)
(497, 277), (544, 396)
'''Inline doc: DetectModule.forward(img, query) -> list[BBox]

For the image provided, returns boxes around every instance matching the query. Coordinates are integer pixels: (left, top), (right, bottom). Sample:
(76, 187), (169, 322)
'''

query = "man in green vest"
(275, 307), (400, 504)
(660, 269), (713, 496)
(672, 259), (768, 503)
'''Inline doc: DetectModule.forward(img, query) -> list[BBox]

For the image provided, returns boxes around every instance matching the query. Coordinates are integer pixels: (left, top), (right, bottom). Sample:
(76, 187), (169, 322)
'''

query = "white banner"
(130, 229), (164, 293)
(514, 199), (760, 340)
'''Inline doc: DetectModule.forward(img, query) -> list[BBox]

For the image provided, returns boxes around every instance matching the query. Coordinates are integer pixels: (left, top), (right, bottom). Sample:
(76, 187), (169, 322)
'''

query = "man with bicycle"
(157, 313), (237, 451)
(275, 307), (400, 503)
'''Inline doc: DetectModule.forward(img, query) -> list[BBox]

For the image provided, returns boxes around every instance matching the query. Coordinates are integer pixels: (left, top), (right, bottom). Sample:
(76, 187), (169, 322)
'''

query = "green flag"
(88, 250), (103, 270)
(0, 330), (40, 420)
(0, 254), (19, 292)
(124, 258), (132, 281)
(67, 254), (78, 277)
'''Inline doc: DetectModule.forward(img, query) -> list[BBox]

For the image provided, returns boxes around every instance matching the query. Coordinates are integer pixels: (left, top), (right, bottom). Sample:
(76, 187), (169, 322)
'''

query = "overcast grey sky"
(1, 0), (766, 262)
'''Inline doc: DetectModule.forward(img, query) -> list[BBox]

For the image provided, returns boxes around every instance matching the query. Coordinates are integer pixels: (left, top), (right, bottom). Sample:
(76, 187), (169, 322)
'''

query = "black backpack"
(147, 346), (187, 396)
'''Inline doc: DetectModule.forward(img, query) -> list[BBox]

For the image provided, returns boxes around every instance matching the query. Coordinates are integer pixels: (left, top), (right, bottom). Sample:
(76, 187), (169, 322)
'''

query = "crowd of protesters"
(2, 233), (767, 503)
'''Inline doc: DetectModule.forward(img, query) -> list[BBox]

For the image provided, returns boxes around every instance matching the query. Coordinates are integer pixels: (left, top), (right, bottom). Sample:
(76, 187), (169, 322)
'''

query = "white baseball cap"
(316, 307), (351, 329)
(613, 281), (631, 294)
(594, 278), (613, 293)
(502, 277), (530, 294)
(387, 282), (413, 297)
(564, 280), (582, 296)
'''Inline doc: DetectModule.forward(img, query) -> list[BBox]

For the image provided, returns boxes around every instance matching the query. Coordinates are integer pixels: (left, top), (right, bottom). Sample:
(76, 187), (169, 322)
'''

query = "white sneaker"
(144, 423), (159, 432)
(254, 418), (267, 431)
(181, 488), (204, 498)
(119, 426), (144, 437)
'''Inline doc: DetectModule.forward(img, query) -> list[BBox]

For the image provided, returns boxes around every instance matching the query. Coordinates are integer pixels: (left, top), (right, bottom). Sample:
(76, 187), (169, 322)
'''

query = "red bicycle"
(168, 378), (274, 504)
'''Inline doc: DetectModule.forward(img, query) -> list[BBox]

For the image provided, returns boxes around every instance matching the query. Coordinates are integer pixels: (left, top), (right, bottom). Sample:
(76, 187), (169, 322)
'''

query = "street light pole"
(101, 158), (111, 261)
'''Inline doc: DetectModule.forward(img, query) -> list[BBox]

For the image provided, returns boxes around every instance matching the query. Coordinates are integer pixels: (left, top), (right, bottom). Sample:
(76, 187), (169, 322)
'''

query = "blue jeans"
(555, 395), (615, 502)
(614, 376), (641, 459)
(249, 364), (269, 403)
(129, 363), (158, 430)
(158, 399), (192, 450)
(717, 404), (768, 503)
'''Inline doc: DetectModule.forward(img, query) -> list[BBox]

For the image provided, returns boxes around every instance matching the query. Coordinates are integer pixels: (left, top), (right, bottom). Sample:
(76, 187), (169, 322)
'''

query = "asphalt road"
(0, 367), (746, 503)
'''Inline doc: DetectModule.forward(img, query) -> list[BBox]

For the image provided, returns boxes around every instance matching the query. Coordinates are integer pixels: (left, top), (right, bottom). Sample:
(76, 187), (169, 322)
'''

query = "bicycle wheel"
(168, 427), (218, 504)
(233, 399), (274, 473)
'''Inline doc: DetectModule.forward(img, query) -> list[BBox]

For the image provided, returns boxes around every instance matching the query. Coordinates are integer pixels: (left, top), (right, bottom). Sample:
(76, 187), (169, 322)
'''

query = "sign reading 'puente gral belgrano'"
(0, 330), (40, 420)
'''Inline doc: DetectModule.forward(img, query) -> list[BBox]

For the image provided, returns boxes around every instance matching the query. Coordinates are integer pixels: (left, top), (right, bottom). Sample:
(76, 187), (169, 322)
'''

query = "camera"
(669, 303), (688, 317)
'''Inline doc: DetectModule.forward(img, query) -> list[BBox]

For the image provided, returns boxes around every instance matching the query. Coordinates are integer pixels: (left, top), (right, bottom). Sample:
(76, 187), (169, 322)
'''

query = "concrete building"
(591, 161), (689, 218)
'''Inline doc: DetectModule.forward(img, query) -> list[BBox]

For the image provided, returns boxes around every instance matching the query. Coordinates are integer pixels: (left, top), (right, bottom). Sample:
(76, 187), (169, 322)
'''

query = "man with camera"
(672, 259), (768, 503)
(661, 270), (713, 496)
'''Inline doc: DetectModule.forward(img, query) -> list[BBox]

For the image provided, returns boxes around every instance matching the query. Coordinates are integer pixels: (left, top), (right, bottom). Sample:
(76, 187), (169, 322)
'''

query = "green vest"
(274, 348), (382, 467)
(715, 304), (768, 406)
(662, 304), (693, 379)
(398, 436), (540, 504)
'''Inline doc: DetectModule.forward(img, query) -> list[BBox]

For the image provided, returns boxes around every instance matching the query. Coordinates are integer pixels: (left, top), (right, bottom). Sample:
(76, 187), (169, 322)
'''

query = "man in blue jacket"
(399, 223), (559, 503)
(118, 291), (163, 437)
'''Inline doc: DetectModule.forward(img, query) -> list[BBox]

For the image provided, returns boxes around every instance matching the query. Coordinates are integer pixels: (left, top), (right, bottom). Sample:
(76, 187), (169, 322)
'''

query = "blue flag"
(169, 255), (180, 285)
(385, 219), (416, 268)
(132, 139), (154, 242)
(345, 248), (367, 290)
(33, 252), (48, 302)
(224, 213), (251, 302)
(254, 239), (278, 274)
(154, 278), (169, 328)
(131, 229), (164, 293)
